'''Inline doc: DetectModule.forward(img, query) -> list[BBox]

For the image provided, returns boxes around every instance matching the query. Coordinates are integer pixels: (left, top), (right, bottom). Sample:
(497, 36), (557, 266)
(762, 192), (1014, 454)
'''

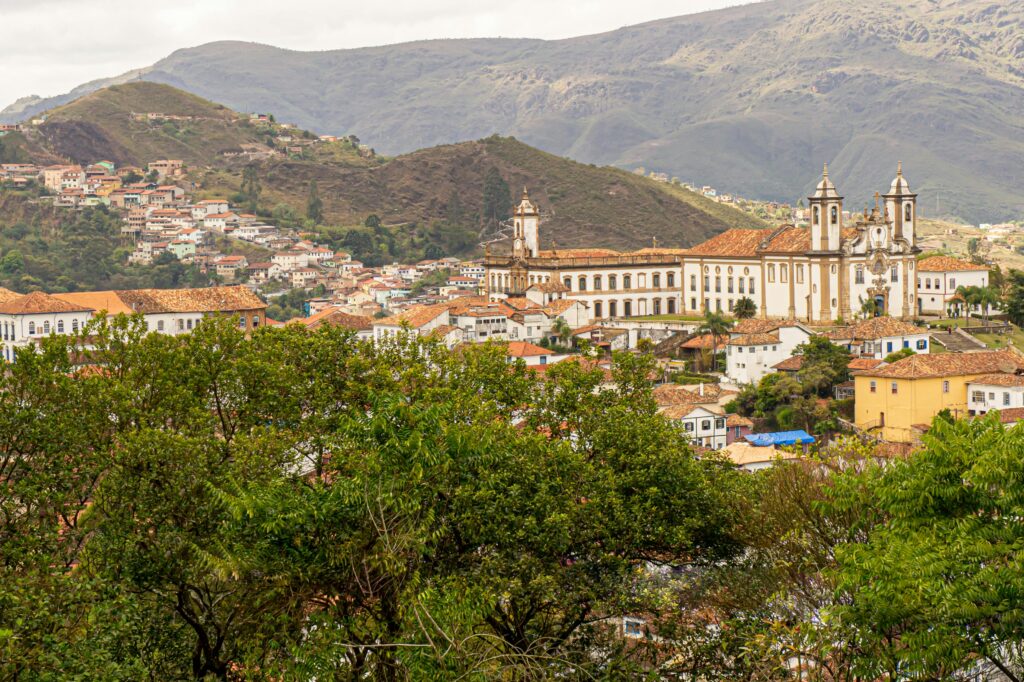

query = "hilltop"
(10, 82), (762, 256)
(4, 0), (1022, 221)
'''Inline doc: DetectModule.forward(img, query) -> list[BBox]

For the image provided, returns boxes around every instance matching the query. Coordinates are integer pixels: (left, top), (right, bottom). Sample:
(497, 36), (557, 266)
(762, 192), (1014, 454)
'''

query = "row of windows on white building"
(1, 314), (262, 342)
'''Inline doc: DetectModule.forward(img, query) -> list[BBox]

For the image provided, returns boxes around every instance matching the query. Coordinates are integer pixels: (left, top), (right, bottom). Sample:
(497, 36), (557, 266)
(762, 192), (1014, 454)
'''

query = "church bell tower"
(883, 162), (916, 247)
(808, 163), (843, 252)
(512, 188), (539, 260)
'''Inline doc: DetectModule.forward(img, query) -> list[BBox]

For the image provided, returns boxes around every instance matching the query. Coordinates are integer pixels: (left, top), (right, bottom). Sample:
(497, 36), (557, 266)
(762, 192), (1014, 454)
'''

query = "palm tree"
(697, 311), (733, 372)
(551, 317), (574, 347)
(734, 297), (757, 319)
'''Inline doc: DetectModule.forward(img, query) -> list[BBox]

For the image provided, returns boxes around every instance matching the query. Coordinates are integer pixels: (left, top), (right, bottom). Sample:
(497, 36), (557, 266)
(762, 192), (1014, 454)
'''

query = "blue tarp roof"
(744, 430), (816, 447)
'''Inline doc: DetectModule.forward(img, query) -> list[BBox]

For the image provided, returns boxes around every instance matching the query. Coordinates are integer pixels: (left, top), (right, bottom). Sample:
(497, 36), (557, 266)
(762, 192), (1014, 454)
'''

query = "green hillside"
(16, 83), (762, 261)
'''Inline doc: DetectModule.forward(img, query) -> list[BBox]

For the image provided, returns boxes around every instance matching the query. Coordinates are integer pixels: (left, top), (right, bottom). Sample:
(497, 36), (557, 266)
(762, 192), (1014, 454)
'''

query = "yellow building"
(854, 350), (1024, 443)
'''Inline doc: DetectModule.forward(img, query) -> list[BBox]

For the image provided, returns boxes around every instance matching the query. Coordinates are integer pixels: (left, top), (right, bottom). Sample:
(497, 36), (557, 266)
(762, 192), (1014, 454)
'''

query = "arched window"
(563, 277), (572, 290)
(690, 274), (696, 291)
(904, 203), (912, 221)
(57, 320), (64, 334)
(578, 276), (587, 291)
(813, 206), (820, 224)
(608, 275), (618, 290)
(253, 315), (260, 328)
(623, 275), (632, 290)
(652, 273), (661, 288)
(667, 272), (675, 288)
(72, 319), (79, 333)
(43, 321), (50, 334)
(593, 275), (602, 290)
(830, 206), (838, 224)
(748, 277), (756, 294)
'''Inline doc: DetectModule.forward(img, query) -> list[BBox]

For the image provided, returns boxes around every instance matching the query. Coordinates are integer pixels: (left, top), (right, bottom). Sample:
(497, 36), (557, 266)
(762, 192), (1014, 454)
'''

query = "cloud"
(0, 0), (745, 106)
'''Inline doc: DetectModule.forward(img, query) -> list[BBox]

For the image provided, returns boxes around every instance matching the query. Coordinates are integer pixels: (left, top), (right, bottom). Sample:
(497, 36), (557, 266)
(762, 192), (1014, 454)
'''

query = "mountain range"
(4, 0), (1022, 221)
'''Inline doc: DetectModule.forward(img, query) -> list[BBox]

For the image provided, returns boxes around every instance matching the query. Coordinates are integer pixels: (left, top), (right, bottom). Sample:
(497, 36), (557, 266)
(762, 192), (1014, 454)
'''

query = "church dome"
(888, 161), (911, 195)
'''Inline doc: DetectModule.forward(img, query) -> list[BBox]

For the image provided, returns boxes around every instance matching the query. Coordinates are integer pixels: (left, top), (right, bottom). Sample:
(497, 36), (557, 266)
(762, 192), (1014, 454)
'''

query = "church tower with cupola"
(883, 161), (917, 247)
(512, 188), (539, 260)
(808, 163), (843, 252)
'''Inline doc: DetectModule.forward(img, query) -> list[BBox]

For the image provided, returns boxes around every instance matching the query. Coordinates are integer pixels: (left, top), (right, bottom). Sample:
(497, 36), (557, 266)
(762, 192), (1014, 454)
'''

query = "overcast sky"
(0, 0), (748, 107)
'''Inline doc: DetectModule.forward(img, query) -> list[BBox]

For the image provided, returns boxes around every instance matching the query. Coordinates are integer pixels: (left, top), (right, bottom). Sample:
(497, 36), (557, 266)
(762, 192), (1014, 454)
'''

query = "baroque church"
(484, 165), (920, 323)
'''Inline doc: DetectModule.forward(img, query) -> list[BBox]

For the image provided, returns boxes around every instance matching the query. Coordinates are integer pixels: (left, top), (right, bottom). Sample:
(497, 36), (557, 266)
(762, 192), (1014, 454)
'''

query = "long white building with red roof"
(486, 165), (922, 323)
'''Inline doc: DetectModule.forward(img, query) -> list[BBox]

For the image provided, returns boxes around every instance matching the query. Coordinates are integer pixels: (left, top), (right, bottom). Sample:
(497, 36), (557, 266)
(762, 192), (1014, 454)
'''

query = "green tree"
(306, 180), (323, 224)
(481, 167), (512, 225)
(1004, 270), (1024, 326)
(734, 296), (757, 319)
(551, 316), (574, 346)
(831, 415), (1024, 680)
(696, 310), (733, 371)
(883, 347), (915, 363)
(364, 214), (382, 229)
(240, 164), (261, 211)
(795, 335), (851, 396)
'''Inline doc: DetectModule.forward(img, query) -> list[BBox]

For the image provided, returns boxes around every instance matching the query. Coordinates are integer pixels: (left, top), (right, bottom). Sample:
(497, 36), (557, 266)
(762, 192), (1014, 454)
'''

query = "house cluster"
(0, 285), (265, 363)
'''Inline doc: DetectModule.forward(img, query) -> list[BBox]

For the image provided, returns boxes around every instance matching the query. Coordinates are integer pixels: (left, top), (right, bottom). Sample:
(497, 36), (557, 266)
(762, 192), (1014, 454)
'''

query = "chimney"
(699, 382), (704, 397)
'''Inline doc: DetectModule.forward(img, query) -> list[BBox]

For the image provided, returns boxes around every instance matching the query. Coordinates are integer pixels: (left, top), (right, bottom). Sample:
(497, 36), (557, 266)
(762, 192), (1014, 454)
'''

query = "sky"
(0, 0), (747, 107)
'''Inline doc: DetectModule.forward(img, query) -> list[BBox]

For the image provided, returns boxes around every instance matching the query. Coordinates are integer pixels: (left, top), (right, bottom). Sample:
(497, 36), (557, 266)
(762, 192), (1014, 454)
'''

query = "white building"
(725, 320), (813, 385)
(967, 374), (1024, 415)
(486, 166), (921, 324)
(662, 404), (728, 450)
(916, 256), (989, 317)
(826, 316), (930, 359)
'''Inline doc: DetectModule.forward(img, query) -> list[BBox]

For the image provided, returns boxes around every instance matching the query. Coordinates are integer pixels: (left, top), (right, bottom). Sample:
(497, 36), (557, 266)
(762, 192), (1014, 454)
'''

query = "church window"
(624, 301), (632, 317)
(609, 275), (617, 290)
(767, 265), (775, 283)
(890, 265), (898, 283)
(652, 273), (661, 288)
(638, 273), (647, 288)
(623, 275), (632, 290)
(667, 272), (675, 287)
(704, 275), (710, 292)
(831, 298), (837, 307)
(690, 298), (696, 311)
(813, 206), (820, 224)
(715, 276), (721, 293)
(578, 276), (587, 291)
(780, 265), (788, 283)
(653, 299), (662, 315)
(727, 277), (734, 293)
(749, 278), (756, 294)
(830, 206), (838, 225)
(796, 265), (804, 284)
(855, 265), (865, 284)
(690, 274), (697, 291)
(738, 278), (745, 294)
(564, 277), (572, 290)
(715, 299), (722, 312)
(905, 203), (912, 221)
(609, 301), (618, 317)
(668, 299), (676, 314)
(594, 301), (603, 318)
(594, 275), (602, 290)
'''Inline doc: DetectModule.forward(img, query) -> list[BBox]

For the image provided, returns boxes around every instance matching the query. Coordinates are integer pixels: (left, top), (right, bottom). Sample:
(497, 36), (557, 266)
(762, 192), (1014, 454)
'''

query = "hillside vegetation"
(6, 0), (1022, 221)
(14, 83), (762, 261)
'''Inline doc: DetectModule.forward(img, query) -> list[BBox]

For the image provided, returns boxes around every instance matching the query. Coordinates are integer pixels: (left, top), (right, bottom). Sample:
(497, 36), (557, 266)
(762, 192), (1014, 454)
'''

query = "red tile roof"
(506, 341), (551, 357)
(917, 256), (987, 273)
(0, 291), (94, 315)
(854, 350), (1024, 379)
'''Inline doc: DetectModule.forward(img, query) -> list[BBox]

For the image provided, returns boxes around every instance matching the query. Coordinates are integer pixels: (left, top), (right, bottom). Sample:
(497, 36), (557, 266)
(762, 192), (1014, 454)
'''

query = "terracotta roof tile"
(917, 256), (987, 273)
(826, 317), (923, 341)
(772, 355), (804, 371)
(0, 291), (94, 315)
(113, 285), (265, 314)
(527, 281), (570, 293)
(686, 228), (772, 257)
(653, 383), (735, 407)
(855, 350), (1024, 379)
(847, 358), (884, 370)
(727, 332), (780, 346)
(536, 248), (620, 258)
(993, 407), (1024, 424)
(680, 333), (729, 350)
(968, 373), (1024, 387)
(52, 291), (133, 315)
(732, 319), (801, 335)
(374, 304), (449, 328)
(506, 341), (551, 357)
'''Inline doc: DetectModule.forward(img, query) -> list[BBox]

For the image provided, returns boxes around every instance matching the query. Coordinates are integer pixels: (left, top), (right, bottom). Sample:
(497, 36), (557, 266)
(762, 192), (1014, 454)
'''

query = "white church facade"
(485, 165), (921, 323)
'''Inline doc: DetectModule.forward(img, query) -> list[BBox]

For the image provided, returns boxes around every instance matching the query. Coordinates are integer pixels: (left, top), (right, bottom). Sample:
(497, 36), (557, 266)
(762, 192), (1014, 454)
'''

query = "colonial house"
(966, 374), (1024, 416)
(916, 256), (990, 317)
(725, 319), (814, 385)
(506, 341), (568, 367)
(825, 316), (930, 358)
(853, 350), (1024, 443)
